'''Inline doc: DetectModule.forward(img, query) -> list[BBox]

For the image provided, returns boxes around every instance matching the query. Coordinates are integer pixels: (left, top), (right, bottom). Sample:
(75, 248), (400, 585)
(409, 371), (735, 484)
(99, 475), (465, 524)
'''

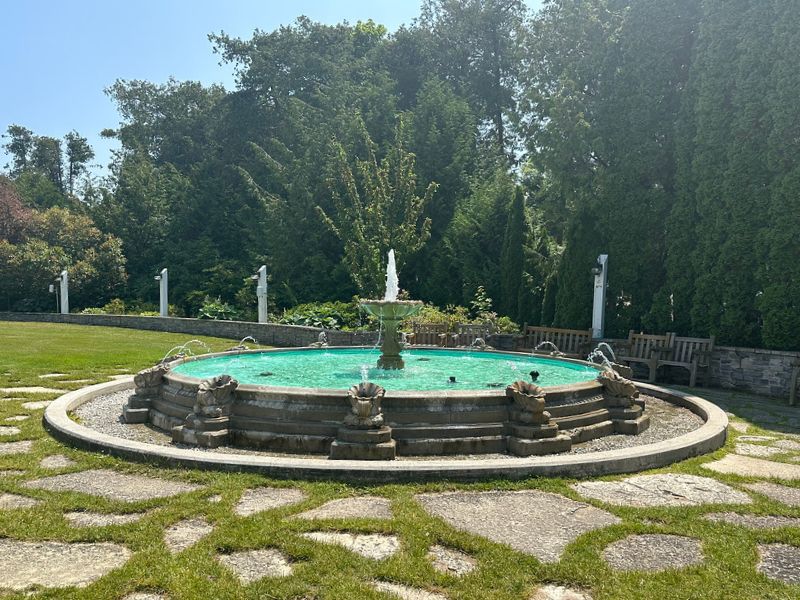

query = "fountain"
(534, 341), (565, 357)
(359, 250), (422, 369)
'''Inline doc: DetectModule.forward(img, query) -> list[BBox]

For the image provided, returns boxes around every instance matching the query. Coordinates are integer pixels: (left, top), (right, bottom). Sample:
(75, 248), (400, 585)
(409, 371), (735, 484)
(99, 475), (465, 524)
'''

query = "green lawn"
(0, 321), (799, 599)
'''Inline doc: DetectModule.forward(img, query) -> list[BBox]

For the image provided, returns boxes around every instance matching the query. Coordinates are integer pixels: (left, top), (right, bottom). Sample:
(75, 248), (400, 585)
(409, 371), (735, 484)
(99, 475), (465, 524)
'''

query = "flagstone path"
(416, 490), (620, 563)
(24, 469), (202, 501)
(601, 534), (704, 572)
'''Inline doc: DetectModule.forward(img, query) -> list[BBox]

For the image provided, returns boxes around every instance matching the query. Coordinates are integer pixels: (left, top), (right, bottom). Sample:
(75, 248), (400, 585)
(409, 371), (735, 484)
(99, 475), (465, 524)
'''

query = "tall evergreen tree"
(499, 188), (525, 321)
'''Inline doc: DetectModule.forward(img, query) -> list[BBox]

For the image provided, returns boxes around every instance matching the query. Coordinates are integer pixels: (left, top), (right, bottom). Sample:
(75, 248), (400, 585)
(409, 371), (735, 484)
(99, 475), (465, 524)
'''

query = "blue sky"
(1, 1), (541, 178)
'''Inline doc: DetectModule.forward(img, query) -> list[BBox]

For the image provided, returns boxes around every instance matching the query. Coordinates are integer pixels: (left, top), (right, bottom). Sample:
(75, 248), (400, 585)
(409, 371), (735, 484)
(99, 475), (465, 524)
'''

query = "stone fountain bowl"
(360, 300), (423, 320)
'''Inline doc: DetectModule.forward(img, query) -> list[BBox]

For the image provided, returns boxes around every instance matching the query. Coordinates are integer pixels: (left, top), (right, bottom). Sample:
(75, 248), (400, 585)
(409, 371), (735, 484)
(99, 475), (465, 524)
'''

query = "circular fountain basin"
(146, 347), (605, 456)
(170, 347), (601, 390)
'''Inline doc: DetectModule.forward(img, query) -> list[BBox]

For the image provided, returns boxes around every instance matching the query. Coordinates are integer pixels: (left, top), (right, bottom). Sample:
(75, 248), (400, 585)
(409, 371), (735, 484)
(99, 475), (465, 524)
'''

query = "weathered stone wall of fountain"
(125, 359), (654, 457)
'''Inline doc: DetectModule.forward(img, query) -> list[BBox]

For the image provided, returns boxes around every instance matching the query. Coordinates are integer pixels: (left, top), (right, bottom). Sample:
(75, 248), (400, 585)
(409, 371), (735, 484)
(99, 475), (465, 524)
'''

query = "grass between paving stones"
(1, 321), (800, 599)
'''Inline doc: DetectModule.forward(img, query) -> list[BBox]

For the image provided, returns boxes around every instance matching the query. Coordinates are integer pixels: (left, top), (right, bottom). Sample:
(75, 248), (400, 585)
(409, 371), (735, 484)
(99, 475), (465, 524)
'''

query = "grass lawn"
(0, 321), (799, 599)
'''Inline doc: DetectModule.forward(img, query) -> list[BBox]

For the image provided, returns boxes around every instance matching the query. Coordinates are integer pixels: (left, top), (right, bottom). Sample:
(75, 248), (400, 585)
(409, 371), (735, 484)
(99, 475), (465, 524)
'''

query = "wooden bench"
(616, 331), (675, 383)
(657, 335), (715, 387)
(515, 326), (594, 358)
(452, 323), (495, 347)
(409, 323), (450, 347)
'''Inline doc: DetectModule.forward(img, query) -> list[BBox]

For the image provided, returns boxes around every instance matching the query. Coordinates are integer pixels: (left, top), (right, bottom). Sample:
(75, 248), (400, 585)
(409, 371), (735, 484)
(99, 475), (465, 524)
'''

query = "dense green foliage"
(1, 0), (798, 349)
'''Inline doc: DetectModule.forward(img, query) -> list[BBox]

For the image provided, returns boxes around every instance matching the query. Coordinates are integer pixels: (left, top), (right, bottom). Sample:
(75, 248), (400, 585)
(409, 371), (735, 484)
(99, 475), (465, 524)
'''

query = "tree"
(757, 0), (800, 350)
(0, 184), (127, 312)
(2, 125), (34, 176)
(0, 177), (32, 243)
(418, 0), (527, 155)
(64, 131), (94, 195)
(318, 116), (436, 297)
(499, 188), (525, 321)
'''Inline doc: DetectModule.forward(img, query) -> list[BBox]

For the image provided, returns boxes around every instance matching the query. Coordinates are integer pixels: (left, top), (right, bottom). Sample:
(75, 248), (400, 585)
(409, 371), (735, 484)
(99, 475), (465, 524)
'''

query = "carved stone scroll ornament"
(597, 368), (639, 402)
(133, 363), (170, 398)
(506, 380), (546, 414)
(505, 380), (571, 455)
(193, 374), (239, 418)
(344, 382), (386, 429)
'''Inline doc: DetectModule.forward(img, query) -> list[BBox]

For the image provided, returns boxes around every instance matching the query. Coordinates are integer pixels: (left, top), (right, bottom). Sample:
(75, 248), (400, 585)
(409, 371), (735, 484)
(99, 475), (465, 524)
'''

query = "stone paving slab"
(0, 539), (131, 590)
(65, 511), (147, 527)
(39, 454), (77, 469)
(0, 386), (63, 394)
(416, 490), (620, 563)
(773, 439), (800, 452)
(295, 496), (392, 520)
(0, 470), (25, 477)
(122, 593), (167, 600)
(0, 440), (33, 455)
(602, 534), (703, 572)
(21, 400), (52, 410)
(0, 426), (21, 436)
(4, 415), (29, 422)
(427, 545), (476, 577)
(743, 482), (800, 506)
(25, 469), (202, 501)
(301, 532), (400, 560)
(702, 455), (800, 480)
(372, 581), (448, 600)
(164, 517), (214, 553)
(530, 584), (592, 600)
(728, 422), (749, 433)
(0, 493), (41, 510)
(757, 543), (800, 585)
(573, 474), (752, 507)
(39, 373), (67, 379)
(234, 487), (307, 516)
(735, 443), (784, 458)
(737, 435), (776, 442)
(704, 512), (800, 529)
(217, 548), (293, 582)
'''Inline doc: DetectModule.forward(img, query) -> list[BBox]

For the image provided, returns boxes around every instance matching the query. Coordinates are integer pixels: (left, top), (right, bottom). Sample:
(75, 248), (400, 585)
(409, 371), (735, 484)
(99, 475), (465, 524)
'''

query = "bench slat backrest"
(520, 326), (593, 355)
(625, 331), (675, 359)
(672, 336), (715, 364)
(411, 323), (449, 346)
(452, 323), (494, 347)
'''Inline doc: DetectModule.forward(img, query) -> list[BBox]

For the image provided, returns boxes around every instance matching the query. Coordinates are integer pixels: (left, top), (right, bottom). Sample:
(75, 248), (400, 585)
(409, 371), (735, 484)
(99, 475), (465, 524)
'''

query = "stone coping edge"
(43, 379), (727, 483)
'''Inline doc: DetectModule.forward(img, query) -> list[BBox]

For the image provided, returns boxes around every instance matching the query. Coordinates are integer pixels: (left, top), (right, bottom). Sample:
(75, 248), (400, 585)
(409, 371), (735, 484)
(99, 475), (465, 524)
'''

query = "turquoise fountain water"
(171, 347), (599, 391)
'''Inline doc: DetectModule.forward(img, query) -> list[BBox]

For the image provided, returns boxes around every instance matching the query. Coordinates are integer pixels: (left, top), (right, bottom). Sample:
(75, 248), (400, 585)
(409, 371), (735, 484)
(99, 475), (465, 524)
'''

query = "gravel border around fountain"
(43, 378), (727, 482)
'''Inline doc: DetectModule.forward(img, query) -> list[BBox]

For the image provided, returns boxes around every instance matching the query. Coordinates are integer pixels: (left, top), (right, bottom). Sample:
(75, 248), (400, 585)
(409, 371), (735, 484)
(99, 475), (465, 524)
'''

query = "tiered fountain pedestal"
(359, 300), (423, 369)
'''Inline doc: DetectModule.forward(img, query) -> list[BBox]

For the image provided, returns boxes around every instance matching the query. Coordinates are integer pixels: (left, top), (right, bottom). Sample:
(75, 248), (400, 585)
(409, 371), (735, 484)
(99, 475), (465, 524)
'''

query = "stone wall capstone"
(0, 312), (378, 348)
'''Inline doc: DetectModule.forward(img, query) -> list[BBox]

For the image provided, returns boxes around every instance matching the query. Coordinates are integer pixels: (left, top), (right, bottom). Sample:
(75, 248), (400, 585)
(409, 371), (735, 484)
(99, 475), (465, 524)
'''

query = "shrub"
(278, 300), (366, 330)
(197, 296), (240, 321)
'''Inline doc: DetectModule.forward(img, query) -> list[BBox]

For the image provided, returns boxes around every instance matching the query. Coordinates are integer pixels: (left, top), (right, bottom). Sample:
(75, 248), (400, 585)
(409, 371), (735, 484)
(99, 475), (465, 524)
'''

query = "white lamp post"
(57, 269), (69, 314)
(155, 268), (168, 317)
(591, 254), (608, 339)
(252, 265), (268, 323)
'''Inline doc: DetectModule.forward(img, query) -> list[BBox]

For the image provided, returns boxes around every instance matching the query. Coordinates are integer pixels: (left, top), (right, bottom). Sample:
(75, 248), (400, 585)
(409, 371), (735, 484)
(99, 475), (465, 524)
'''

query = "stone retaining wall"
(0, 312), (377, 348)
(2, 312), (799, 400)
(708, 346), (800, 399)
